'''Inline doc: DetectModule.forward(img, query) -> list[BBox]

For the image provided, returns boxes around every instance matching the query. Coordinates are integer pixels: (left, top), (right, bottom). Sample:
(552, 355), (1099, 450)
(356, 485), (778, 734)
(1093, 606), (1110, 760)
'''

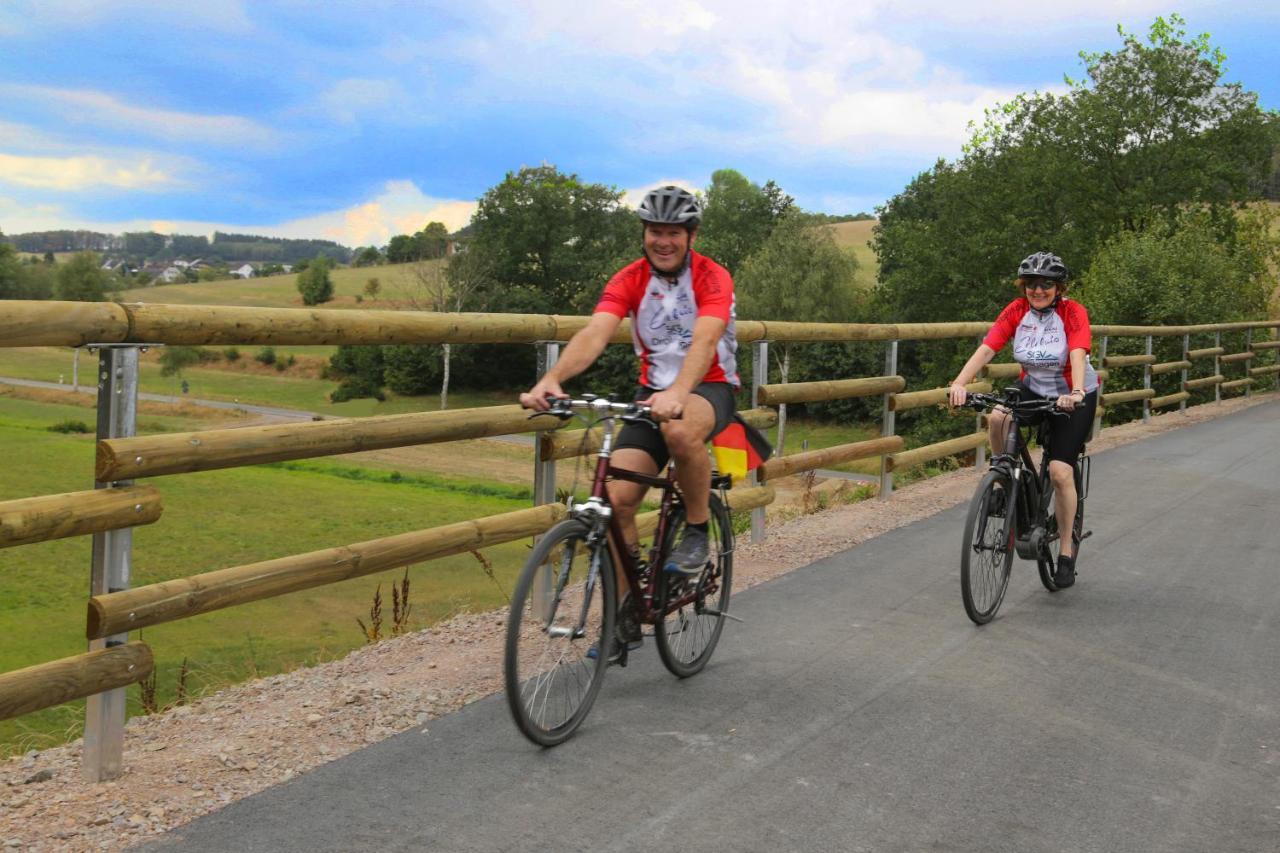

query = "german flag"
(711, 415), (773, 482)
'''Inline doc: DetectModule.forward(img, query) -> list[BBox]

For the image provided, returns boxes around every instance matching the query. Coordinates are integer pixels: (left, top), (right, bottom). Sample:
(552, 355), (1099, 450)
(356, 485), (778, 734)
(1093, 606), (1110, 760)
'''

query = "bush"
(48, 419), (92, 434)
(255, 346), (277, 365)
(330, 376), (386, 402)
(223, 347), (241, 361)
(295, 256), (334, 305)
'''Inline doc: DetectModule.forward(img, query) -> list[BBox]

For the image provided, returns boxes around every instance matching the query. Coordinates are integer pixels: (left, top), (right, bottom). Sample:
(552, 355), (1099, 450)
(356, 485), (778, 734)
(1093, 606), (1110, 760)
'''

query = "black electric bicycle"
(503, 395), (735, 746)
(958, 390), (1091, 624)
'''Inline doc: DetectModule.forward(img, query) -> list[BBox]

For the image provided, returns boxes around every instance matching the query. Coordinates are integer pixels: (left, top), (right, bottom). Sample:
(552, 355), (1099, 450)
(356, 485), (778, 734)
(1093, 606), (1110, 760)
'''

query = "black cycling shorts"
(614, 382), (736, 470)
(1007, 380), (1097, 465)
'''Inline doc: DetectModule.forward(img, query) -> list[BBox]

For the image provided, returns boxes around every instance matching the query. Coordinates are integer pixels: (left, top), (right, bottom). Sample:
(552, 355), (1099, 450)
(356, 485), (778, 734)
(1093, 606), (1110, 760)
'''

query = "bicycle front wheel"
(504, 519), (615, 746)
(654, 493), (734, 678)
(961, 471), (1015, 625)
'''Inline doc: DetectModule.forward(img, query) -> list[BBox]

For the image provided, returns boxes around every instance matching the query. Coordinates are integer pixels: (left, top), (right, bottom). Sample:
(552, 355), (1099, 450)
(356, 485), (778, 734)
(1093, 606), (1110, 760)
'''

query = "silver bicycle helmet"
(1017, 251), (1069, 281)
(637, 185), (702, 227)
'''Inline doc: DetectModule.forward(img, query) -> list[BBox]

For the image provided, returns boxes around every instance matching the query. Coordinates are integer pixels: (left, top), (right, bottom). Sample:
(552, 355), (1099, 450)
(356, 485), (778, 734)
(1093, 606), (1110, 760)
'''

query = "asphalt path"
(149, 400), (1280, 853)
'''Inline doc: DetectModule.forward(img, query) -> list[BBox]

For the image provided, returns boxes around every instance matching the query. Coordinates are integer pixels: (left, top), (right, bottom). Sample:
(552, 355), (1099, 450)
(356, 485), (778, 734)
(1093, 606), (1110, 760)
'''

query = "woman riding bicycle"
(947, 252), (1099, 589)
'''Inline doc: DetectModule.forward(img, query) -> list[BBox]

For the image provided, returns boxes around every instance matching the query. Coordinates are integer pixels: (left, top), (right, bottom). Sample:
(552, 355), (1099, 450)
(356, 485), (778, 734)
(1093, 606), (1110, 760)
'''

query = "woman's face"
(1024, 277), (1058, 309)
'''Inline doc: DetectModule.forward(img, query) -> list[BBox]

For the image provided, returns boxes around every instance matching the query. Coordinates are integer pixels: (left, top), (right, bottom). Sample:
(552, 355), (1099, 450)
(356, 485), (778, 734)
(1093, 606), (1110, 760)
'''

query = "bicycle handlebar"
(526, 394), (657, 424)
(963, 391), (1068, 416)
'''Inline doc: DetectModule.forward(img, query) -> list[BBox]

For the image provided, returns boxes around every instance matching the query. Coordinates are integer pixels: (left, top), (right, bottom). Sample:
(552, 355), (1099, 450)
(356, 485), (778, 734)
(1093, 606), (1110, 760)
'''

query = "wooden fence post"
(83, 345), (141, 782)
(879, 340), (898, 500)
(750, 340), (769, 543)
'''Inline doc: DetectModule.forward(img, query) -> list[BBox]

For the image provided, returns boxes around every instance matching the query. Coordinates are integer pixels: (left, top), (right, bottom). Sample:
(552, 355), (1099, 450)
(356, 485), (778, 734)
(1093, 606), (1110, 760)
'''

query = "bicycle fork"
(544, 536), (606, 640)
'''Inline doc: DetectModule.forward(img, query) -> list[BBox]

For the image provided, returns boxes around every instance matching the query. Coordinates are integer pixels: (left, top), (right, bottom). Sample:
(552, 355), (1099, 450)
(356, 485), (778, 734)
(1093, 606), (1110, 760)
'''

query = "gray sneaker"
(664, 525), (710, 577)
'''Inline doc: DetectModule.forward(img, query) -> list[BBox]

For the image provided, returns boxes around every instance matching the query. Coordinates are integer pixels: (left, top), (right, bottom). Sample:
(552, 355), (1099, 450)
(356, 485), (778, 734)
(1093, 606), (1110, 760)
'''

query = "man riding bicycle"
(520, 185), (739, 584)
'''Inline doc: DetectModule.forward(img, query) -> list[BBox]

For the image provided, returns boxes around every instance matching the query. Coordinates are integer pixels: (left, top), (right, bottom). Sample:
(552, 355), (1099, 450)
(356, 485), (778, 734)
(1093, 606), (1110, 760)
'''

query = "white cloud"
(0, 85), (283, 149)
(0, 180), (475, 247)
(0, 153), (183, 191)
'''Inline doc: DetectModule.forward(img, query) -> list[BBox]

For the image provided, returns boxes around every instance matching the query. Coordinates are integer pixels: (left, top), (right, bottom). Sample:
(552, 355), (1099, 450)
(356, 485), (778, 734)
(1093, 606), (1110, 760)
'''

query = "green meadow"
(0, 395), (539, 756)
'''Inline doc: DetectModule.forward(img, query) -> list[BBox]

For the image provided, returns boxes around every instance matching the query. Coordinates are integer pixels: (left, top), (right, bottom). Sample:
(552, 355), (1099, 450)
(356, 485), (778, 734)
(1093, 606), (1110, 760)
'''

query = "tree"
(460, 164), (636, 316)
(873, 13), (1277, 402)
(363, 277), (381, 299)
(695, 169), (794, 276)
(413, 222), (450, 260)
(159, 346), (202, 377)
(296, 256), (334, 305)
(55, 252), (107, 301)
(385, 234), (417, 264)
(736, 212), (862, 448)
(354, 246), (383, 267)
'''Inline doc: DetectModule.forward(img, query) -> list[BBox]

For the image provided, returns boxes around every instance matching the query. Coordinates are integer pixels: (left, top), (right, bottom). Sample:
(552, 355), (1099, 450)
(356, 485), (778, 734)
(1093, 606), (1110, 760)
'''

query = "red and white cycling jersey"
(983, 297), (1099, 397)
(595, 250), (739, 389)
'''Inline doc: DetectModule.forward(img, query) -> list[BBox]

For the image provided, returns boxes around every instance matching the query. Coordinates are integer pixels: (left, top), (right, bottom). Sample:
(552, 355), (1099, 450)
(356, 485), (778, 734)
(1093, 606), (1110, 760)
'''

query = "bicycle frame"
(561, 399), (726, 626)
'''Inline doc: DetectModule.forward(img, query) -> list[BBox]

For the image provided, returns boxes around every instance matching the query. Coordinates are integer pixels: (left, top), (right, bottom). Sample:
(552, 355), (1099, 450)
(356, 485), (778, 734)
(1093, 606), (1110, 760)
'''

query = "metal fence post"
(879, 340), (898, 500)
(750, 340), (769, 543)
(1214, 332), (1221, 404)
(1180, 334), (1189, 413)
(83, 345), (141, 782)
(1244, 330), (1252, 398)
(973, 336), (986, 470)
(532, 342), (561, 507)
(1142, 335), (1152, 424)
(1092, 335), (1107, 441)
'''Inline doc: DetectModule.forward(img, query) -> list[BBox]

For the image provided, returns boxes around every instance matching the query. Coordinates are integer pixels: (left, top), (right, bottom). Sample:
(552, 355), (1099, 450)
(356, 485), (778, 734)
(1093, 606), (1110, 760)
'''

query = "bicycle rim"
(654, 495), (733, 677)
(504, 520), (614, 746)
(961, 472), (1014, 624)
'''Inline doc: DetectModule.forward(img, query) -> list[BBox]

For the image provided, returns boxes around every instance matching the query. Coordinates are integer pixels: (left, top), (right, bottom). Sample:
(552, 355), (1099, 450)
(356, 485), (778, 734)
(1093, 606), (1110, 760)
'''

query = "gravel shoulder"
(1, 392), (1275, 852)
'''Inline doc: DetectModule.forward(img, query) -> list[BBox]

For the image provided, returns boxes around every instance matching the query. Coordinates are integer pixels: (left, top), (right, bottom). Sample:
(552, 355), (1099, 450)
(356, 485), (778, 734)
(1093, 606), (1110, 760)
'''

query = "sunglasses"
(1023, 280), (1058, 292)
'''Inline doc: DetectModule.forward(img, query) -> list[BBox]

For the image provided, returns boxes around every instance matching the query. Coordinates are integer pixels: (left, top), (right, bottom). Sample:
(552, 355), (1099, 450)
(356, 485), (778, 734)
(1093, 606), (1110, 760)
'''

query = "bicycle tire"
(504, 519), (615, 746)
(654, 493), (734, 677)
(961, 471), (1015, 625)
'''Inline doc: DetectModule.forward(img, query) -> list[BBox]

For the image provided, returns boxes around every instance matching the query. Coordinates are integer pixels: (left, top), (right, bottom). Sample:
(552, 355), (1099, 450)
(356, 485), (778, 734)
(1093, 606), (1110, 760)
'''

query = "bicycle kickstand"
(700, 608), (745, 623)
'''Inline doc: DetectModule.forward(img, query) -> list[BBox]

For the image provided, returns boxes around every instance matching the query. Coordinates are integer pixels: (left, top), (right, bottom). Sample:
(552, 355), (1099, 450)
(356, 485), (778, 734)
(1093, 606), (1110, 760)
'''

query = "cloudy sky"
(0, 1), (1275, 247)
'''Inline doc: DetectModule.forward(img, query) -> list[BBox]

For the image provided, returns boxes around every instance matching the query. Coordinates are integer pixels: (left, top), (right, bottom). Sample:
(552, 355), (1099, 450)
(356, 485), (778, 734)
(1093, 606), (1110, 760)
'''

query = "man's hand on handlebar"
(641, 387), (687, 422)
(520, 378), (567, 411)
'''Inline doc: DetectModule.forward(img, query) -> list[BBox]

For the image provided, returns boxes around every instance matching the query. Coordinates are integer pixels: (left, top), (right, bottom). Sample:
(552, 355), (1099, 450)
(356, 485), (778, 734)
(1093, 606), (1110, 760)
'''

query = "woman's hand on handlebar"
(520, 378), (566, 411)
(948, 383), (969, 408)
(1055, 391), (1078, 412)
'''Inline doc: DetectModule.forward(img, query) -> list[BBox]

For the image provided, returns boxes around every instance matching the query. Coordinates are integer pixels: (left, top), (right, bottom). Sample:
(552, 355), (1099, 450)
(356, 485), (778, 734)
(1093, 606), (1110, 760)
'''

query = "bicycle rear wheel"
(504, 519), (615, 746)
(961, 471), (1015, 625)
(654, 494), (733, 678)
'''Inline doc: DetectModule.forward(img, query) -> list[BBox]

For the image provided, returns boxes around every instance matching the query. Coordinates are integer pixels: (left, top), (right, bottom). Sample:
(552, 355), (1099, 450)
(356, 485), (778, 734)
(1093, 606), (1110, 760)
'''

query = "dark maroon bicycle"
(503, 394), (735, 746)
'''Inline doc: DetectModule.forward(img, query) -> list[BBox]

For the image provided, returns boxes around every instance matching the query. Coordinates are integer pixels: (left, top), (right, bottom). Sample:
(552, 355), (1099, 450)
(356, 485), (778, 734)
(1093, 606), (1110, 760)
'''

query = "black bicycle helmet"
(637, 185), (701, 227)
(1017, 251), (1069, 281)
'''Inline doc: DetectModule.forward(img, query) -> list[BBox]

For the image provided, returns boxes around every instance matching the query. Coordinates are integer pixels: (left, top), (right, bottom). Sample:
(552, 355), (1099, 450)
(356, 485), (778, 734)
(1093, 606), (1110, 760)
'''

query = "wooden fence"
(1, 300), (1277, 780)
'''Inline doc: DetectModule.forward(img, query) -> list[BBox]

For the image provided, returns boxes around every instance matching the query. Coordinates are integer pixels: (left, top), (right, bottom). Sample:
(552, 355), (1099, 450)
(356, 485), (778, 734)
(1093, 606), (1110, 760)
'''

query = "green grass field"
(114, 260), (438, 309)
(0, 396), (541, 756)
(0, 346), (511, 417)
(827, 220), (879, 292)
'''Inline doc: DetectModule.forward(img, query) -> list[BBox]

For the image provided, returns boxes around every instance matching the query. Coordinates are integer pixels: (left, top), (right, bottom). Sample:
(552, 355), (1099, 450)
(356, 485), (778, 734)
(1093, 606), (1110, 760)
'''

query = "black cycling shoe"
(1054, 554), (1076, 588)
(664, 526), (710, 577)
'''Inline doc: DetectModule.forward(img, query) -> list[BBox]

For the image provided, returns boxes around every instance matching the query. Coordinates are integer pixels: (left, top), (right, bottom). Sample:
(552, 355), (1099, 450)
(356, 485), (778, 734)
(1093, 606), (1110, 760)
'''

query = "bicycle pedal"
(1079, 530), (1093, 541)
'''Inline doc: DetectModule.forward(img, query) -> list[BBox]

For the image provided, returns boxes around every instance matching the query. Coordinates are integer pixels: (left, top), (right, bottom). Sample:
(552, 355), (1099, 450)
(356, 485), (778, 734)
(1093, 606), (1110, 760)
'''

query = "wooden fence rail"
(0, 300), (1277, 782)
(0, 486), (161, 549)
(0, 643), (153, 722)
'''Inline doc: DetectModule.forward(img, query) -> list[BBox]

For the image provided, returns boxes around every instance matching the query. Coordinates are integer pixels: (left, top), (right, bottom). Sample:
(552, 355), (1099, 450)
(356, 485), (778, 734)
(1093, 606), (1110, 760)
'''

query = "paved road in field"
(150, 399), (1280, 853)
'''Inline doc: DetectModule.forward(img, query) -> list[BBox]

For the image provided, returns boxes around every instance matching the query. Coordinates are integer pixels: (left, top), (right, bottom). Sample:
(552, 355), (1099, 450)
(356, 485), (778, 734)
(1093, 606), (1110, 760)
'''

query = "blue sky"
(0, 1), (1276, 248)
